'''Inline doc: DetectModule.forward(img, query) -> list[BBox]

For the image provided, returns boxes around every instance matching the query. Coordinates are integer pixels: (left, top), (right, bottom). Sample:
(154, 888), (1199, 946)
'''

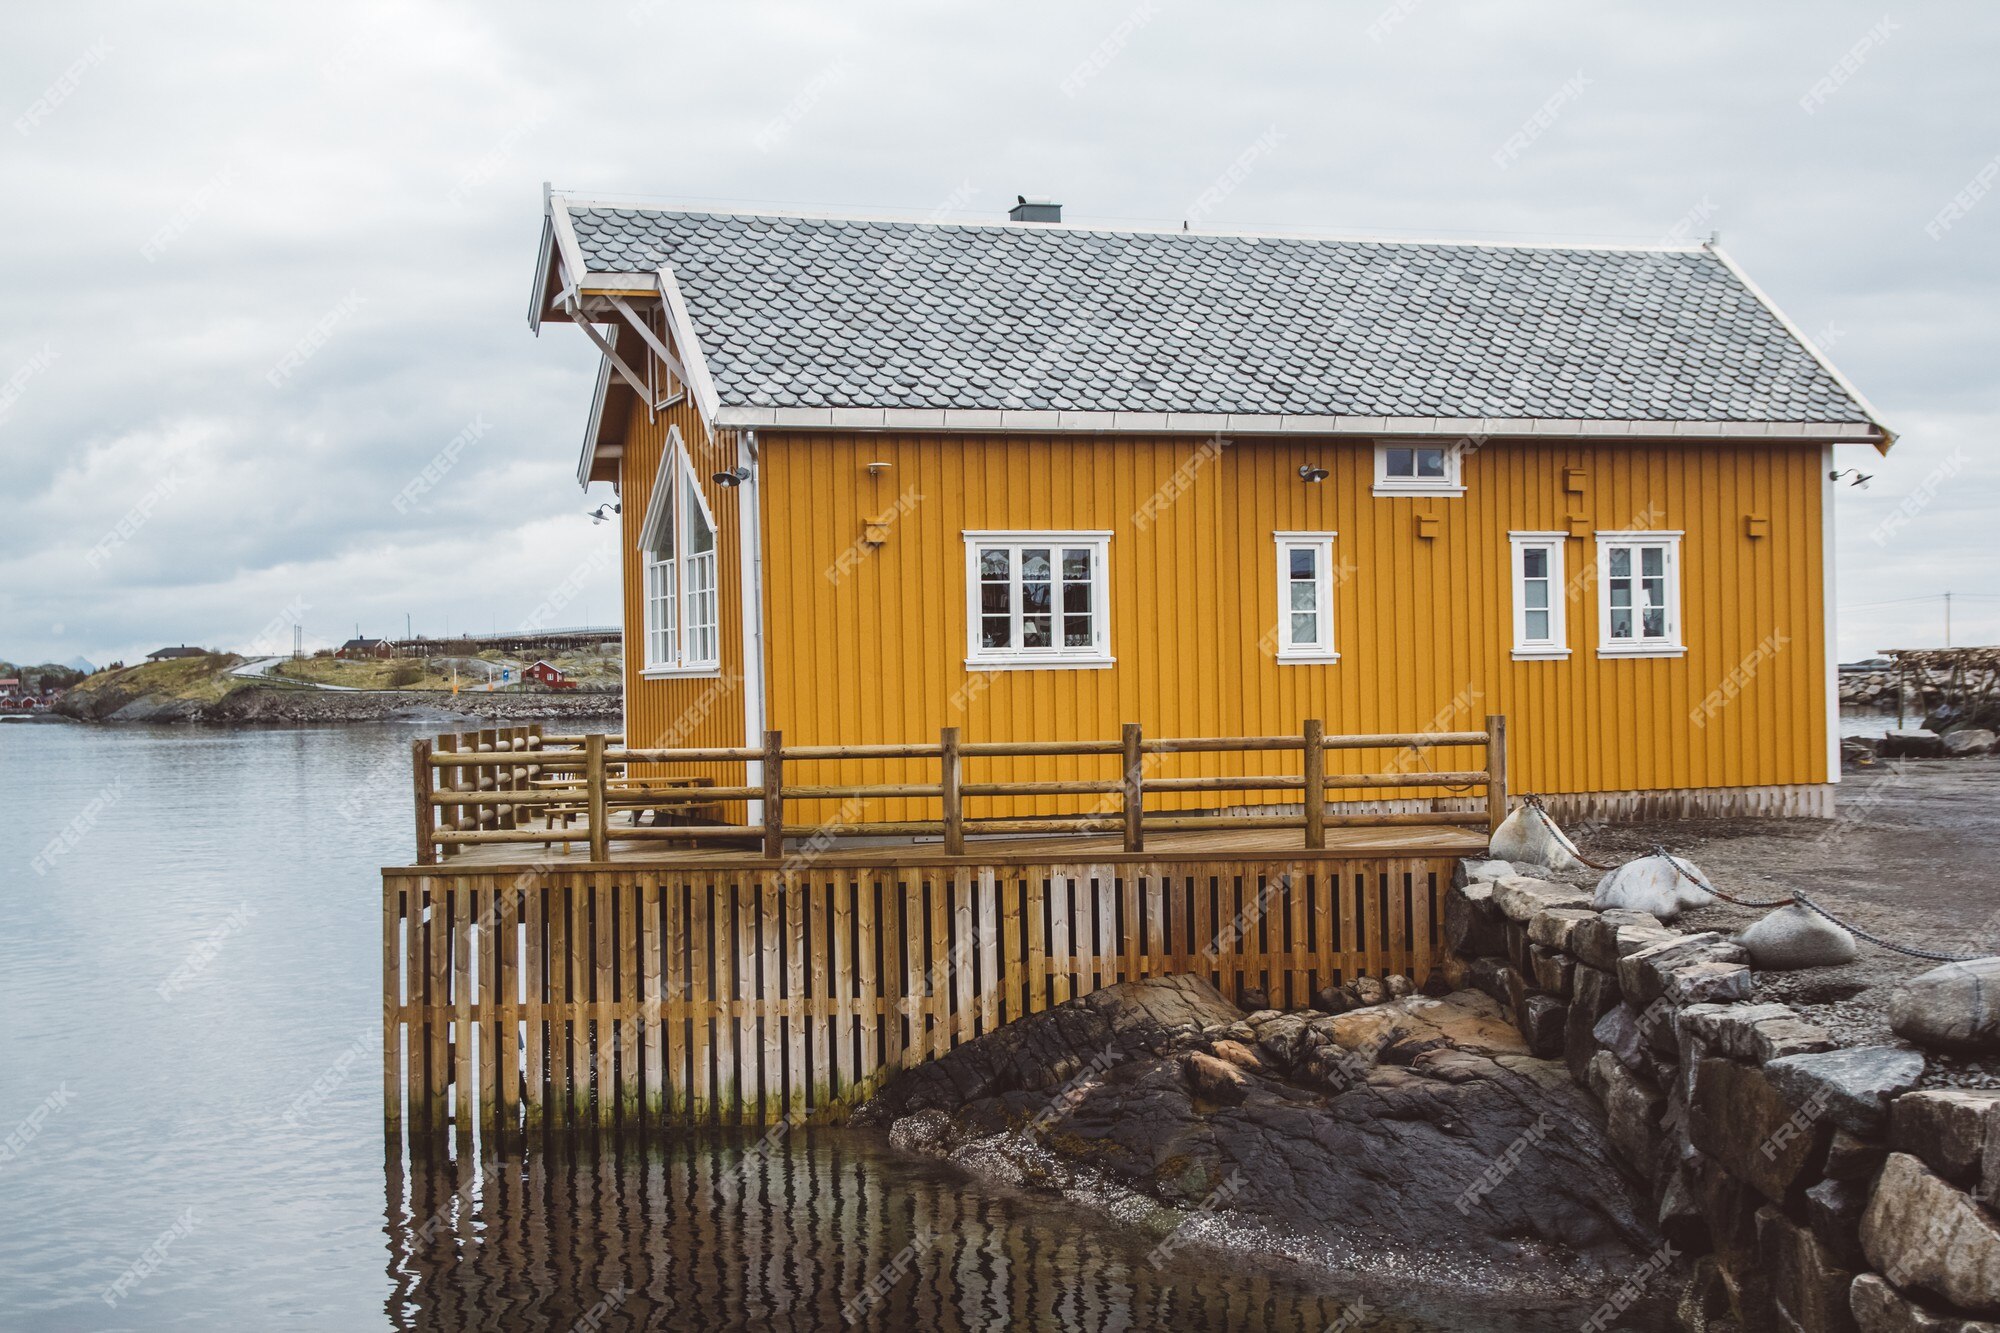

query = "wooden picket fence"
(382, 854), (1452, 1143)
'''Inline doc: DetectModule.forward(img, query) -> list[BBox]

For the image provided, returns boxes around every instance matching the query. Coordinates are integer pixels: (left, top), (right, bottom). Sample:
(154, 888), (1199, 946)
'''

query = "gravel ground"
(1534, 756), (2000, 1088)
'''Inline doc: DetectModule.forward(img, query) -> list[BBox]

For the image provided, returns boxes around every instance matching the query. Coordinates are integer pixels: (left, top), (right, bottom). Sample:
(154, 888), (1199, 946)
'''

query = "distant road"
(229, 656), (358, 690)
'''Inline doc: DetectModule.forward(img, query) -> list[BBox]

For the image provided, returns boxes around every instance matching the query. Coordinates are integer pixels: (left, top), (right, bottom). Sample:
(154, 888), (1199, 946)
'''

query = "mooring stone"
(1892, 959), (2000, 1055)
(1806, 1175), (1873, 1271)
(1892, 1091), (2000, 1185)
(1756, 1204), (1860, 1333)
(1690, 1056), (1831, 1204)
(1520, 992), (1567, 1058)
(1443, 879), (1509, 958)
(1594, 852), (1719, 920)
(1863, 1152), (2000, 1316)
(1566, 964), (1622, 1084)
(1570, 909), (1676, 972)
(1619, 932), (1748, 1008)
(1491, 874), (1593, 923)
(1528, 943), (1575, 997)
(1737, 903), (1861, 970)
(1849, 1272), (2000, 1332)
(1766, 1047), (1928, 1138)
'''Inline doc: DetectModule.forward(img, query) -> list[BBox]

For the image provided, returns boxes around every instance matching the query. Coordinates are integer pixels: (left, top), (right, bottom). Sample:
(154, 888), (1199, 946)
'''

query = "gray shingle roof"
(563, 206), (1871, 425)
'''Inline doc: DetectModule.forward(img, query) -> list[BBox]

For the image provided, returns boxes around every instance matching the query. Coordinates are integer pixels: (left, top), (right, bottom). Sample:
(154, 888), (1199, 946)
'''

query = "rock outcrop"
(860, 974), (1660, 1298)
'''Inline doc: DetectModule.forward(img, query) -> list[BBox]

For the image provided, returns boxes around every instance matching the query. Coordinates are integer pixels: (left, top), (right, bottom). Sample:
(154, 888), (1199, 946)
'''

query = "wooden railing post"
(940, 726), (965, 856)
(1121, 723), (1144, 852)
(1302, 718), (1325, 850)
(1485, 714), (1508, 837)
(412, 737), (437, 865)
(586, 732), (608, 862)
(762, 730), (785, 859)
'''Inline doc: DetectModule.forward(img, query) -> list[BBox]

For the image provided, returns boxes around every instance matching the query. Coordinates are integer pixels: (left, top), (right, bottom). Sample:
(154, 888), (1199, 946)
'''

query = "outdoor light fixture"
(1829, 468), (1874, 488)
(587, 502), (620, 524)
(1298, 464), (1330, 483)
(713, 466), (752, 487)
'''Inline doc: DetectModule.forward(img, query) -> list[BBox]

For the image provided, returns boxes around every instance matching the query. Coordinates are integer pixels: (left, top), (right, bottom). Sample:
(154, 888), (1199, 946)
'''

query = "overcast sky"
(2, 1), (1994, 668)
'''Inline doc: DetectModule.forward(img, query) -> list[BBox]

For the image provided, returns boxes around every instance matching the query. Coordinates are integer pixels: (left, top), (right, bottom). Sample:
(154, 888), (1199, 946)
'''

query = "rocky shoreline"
(858, 973), (1674, 1324)
(53, 682), (622, 726)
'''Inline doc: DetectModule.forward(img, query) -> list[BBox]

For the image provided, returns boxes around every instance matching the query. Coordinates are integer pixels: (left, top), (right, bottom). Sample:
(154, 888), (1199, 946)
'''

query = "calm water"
(0, 721), (1662, 1331)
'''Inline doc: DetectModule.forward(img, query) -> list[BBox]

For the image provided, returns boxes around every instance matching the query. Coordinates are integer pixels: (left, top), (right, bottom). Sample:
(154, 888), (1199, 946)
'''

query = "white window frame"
(637, 426), (723, 678)
(1272, 532), (1339, 663)
(1372, 440), (1465, 497)
(1594, 530), (1685, 658)
(962, 530), (1113, 670)
(1508, 532), (1570, 660)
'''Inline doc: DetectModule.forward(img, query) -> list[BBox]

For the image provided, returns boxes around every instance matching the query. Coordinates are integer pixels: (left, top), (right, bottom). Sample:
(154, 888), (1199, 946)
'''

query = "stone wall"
(1445, 859), (2000, 1332)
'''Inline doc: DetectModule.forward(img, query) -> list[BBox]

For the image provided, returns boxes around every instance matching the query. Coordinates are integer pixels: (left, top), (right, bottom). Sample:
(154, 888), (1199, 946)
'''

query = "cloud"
(1, 0), (1995, 665)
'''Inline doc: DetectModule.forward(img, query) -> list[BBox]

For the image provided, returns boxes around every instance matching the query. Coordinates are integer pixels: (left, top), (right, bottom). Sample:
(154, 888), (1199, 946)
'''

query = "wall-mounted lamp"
(587, 502), (620, 524)
(1297, 464), (1330, 483)
(712, 466), (752, 487)
(866, 461), (893, 476)
(1828, 468), (1873, 489)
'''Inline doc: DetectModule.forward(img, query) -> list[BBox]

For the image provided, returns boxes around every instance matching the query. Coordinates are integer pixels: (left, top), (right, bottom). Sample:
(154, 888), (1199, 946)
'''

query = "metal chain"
(1515, 801), (1987, 964)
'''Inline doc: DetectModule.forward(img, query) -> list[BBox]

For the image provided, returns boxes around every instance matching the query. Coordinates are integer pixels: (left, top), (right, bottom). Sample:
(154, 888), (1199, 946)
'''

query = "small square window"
(1596, 531), (1685, 657)
(1373, 441), (1464, 496)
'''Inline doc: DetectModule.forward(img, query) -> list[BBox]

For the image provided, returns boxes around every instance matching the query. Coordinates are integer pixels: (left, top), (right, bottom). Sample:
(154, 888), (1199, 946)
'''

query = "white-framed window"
(637, 427), (722, 676)
(1272, 532), (1339, 663)
(963, 531), (1112, 669)
(1372, 440), (1464, 496)
(1595, 531), (1684, 657)
(1508, 533), (1570, 660)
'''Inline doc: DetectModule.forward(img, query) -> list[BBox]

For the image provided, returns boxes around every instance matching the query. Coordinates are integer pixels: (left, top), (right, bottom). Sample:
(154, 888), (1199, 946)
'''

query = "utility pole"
(1945, 591), (1953, 649)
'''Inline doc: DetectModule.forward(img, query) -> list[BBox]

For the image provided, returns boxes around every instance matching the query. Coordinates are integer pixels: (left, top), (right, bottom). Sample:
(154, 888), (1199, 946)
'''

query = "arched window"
(637, 427), (721, 675)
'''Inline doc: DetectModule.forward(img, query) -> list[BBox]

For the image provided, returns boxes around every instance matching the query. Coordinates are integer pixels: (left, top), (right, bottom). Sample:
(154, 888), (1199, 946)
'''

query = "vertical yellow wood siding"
(617, 396), (748, 794)
(751, 432), (1827, 821)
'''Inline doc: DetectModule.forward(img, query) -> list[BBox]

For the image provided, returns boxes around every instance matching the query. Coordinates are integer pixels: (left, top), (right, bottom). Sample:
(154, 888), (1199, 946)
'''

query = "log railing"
(411, 717), (1509, 865)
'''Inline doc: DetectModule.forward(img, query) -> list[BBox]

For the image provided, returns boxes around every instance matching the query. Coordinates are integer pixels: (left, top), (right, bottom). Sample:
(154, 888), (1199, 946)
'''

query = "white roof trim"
(547, 196), (591, 302)
(711, 405), (1882, 441)
(578, 353), (613, 490)
(548, 192), (1715, 255)
(529, 208), (555, 335)
(1705, 243), (1895, 449)
(657, 264), (721, 426)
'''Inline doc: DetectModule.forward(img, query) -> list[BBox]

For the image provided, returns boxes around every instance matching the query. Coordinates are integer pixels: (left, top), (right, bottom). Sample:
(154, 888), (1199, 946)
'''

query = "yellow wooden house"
(527, 190), (1891, 827)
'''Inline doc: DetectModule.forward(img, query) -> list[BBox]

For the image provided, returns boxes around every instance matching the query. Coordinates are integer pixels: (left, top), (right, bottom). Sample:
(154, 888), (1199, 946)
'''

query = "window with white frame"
(963, 532), (1111, 668)
(1508, 533), (1569, 659)
(1595, 531), (1684, 656)
(638, 429), (722, 675)
(1373, 441), (1464, 496)
(1272, 532), (1338, 662)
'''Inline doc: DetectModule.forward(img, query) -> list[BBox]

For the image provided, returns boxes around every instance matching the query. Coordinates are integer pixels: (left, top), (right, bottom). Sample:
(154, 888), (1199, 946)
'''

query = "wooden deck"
(410, 820), (1489, 872)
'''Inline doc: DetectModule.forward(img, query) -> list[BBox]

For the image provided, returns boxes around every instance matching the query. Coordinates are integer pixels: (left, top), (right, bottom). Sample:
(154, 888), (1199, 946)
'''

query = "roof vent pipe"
(1009, 196), (1062, 223)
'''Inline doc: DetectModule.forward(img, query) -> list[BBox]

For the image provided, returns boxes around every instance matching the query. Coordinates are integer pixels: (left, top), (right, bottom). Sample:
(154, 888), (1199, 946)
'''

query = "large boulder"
(1452, 857), (1515, 888)
(1944, 728), (1998, 757)
(1880, 729), (1948, 759)
(1443, 879), (1510, 958)
(1587, 1051), (1665, 1172)
(1617, 932), (1747, 1008)
(1570, 909), (1677, 972)
(1689, 1056), (1832, 1204)
(1488, 804), (1585, 872)
(1849, 1272), (2000, 1332)
(1893, 959), (2000, 1053)
(1756, 1205), (1859, 1333)
(1736, 903), (1860, 970)
(1491, 874), (1593, 923)
(1594, 853), (1717, 920)
(1678, 1001), (1839, 1065)
(1893, 1091), (2000, 1186)
(1862, 1153), (2000, 1317)
(1764, 1046), (1927, 1137)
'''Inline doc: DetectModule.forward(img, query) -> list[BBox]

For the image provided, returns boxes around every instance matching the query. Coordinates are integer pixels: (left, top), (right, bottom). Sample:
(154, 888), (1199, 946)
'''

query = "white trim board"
(714, 405), (1883, 441)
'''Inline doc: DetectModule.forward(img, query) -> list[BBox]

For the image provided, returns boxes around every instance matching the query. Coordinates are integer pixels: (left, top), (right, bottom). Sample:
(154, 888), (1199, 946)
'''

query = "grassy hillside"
(60, 654), (250, 714)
